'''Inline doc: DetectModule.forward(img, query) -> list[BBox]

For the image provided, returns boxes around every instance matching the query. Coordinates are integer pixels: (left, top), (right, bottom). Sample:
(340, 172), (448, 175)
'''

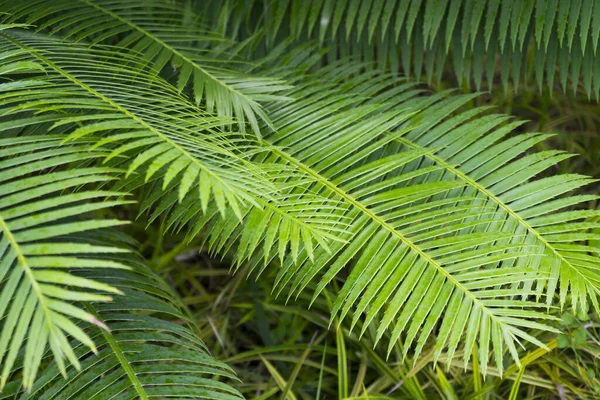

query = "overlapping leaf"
(0, 0), (292, 136)
(1, 11), (599, 384)
(0, 30), (347, 261)
(204, 60), (598, 374)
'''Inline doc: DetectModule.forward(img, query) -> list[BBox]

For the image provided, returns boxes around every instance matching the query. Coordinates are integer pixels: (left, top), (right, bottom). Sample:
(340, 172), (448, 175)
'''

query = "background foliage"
(0, 1), (599, 399)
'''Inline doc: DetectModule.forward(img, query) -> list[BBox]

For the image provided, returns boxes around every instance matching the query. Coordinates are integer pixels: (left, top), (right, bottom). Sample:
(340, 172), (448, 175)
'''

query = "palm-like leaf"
(0, 56), (242, 395)
(200, 0), (600, 97)
(0, 0), (292, 135)
(394, 95), (600, 314)
(202, 59), (599, 374)
(0, 135), (132, 389)
(0, 237), (243, 399)
(0, 7), (598, 387)
(0, 29), (347, 260)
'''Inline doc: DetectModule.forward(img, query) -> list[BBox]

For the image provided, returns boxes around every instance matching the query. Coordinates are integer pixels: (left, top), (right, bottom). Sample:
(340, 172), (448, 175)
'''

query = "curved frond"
(206, 60), (598, 374)
(396, 94), (600, 314)
(0, 237), (242, 399)
(0, 30), (347, 259)
(1, 16), (598, 382)
(0, 135), (131, 389)
(1, 0), (292, 135)
(1, 2), (597, 397)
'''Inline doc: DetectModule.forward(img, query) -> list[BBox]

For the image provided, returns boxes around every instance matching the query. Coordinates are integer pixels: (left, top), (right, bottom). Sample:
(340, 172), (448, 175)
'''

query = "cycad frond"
(0, 29), (348, 269)
(2, 14), (598, 383)
(1, 239), (242, 399)
(200, 0), (600, 97)
(206, 60), (598, 374)
(0, 0), (292, 135)
(0, 135), (132, 389)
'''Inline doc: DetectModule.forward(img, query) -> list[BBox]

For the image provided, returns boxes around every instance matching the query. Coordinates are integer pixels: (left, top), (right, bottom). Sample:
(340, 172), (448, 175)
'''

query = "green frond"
(0, 0), (293, 136)
(0, 135), (132, 389)
(202, 60), (598, 374)
(198, 0), (600, 97)
(0, 239), (243, 399)
(0, 31), (264, 206)
(0, 29), (350, 272)
(137, 175), (351, 266)
(0, 7), (598, 391)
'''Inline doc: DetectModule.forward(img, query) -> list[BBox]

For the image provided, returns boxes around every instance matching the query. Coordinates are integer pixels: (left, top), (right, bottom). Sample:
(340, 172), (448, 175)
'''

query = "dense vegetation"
(0, 1), (599, 398)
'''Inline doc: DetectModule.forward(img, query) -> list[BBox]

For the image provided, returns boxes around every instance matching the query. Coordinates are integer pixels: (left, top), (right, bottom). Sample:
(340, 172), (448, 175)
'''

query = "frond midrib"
(0, 214), (57, 387)
(84, 304), (149, 400)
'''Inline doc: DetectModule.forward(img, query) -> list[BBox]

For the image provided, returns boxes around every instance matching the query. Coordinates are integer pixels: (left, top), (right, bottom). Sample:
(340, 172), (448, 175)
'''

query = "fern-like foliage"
(1, 3), (599, 388)
(0, 45), (242, 395)
(198, 0), (600, 97)
(193, 58), (600, 374)
(0, 29), (346, 259)
(0, 236), (243, 399)
(0, 0), (292, 136)
(0, 32), (328, 391)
